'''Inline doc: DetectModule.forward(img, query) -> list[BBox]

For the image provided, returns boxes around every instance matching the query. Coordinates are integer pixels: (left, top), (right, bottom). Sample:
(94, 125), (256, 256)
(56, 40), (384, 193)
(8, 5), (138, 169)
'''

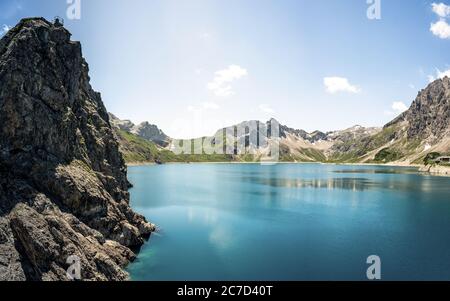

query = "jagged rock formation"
(280, 124), (328, 143)
(133, 122), (170, 147)
(387, 77), (450, 142)
(205, 79), (449, 163)
(109, 113), (135, 132)
(336, 77), (450, 164)
(0, 18), (154, 281)
(109, 114), (170, 147)
(277, 123), (382, 162)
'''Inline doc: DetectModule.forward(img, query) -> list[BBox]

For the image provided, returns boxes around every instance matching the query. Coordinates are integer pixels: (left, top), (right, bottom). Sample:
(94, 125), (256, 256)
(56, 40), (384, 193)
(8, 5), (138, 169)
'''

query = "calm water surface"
(126, 164), (450, 280)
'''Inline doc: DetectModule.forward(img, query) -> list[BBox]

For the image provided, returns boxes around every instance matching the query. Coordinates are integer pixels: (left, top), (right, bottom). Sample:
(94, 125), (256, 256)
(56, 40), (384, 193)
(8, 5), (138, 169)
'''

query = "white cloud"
(430, 19), (450, 39)
(430, 3), (450, 39)
(408, 84), (416, 89)
(437, 68), (450, 78)
(428, 68), (450, 82)
(1, 24), (11, 36)
(207, 65), (248, 97)
(385, 101), (409, 116)
(324, 76), (361, 94)
(259, 104), (275, 114)
(392, 101), (408, 113)
(432, 3), (450, 18)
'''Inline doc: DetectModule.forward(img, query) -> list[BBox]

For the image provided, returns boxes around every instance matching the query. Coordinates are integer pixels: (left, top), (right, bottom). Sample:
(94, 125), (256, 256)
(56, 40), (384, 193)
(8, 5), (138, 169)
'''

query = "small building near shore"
(434, 156), (450, 164)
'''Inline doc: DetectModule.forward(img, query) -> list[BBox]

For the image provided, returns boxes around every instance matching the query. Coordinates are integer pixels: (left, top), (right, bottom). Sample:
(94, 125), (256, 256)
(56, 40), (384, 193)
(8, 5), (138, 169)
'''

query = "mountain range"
(110, 77), (450, 165)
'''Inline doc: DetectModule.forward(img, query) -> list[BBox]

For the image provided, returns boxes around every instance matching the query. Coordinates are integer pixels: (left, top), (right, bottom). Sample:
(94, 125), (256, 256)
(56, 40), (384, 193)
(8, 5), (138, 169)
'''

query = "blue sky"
(1, 0), (449, 138)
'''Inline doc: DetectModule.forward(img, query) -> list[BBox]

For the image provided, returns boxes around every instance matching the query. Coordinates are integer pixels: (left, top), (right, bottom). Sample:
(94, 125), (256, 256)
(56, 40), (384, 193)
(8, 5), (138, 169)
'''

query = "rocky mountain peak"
(109, 113), (135, 132)
(0, 18), (154, 281)
(133, 122), (170, 147)
(387, 77), (450, 142)
(109, 114), (171, 147)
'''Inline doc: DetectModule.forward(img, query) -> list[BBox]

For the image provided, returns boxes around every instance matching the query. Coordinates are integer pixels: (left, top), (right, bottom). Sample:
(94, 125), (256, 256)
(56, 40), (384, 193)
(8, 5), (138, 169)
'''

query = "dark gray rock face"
(279, 124), (310, 141)
(0, 18), (154, 281)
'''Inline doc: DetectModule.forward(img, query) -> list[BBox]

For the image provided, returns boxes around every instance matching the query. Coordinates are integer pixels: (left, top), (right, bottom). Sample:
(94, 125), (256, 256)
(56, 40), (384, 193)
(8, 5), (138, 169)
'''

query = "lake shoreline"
(127, 162), (158, 167)
(127, 162), (450, 178)
(419, 164), (450, 176)
(126, 161), (422, 168)
(126, 161), (450, 177)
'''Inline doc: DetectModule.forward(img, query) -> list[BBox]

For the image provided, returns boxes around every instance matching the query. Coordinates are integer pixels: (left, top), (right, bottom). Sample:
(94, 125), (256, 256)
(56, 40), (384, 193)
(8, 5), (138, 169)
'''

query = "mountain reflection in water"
(333, 169), (418, 175)
(241, 177), (376, 191)
(127, 164), (450, 280)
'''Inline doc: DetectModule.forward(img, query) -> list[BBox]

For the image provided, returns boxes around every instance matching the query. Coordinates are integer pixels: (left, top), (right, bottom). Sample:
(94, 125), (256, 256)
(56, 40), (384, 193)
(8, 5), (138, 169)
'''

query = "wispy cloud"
(1, 24), (11, 36)
(428, 67), (450, 82)
(432, 3), (450, 18)
(207, 65), (248, 97)
(259, 104), (275, 114)
(437, 68), (450, 78)
(324, 76), (361, 94)
(392, 101), (408, 113)
(430, 3), (450, 39)
(385, 101), (409, 116)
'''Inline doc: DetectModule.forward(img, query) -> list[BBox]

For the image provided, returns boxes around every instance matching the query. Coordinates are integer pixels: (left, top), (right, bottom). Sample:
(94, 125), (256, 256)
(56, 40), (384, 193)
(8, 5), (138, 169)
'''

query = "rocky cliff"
(0, 18), (154, 281)
(344, 77), (450, 164)
(387, 77), (450, 142)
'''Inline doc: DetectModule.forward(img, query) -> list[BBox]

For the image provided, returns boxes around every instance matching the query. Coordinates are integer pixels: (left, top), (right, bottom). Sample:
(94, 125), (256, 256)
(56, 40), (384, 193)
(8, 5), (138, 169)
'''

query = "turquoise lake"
(126, 164), (450, 281)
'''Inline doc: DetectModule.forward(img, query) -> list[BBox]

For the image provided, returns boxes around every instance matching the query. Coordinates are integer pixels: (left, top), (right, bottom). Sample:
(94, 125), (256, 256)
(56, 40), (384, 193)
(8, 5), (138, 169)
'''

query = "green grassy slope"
(115, 129), (236, 164)
(115, 124), (443, 165)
